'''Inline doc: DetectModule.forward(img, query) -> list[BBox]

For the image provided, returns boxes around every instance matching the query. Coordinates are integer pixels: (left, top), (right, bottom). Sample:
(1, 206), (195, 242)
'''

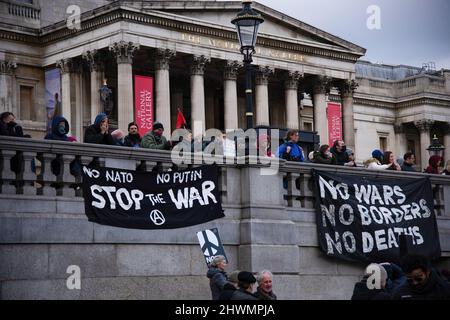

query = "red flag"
(176, 108), (187, 129)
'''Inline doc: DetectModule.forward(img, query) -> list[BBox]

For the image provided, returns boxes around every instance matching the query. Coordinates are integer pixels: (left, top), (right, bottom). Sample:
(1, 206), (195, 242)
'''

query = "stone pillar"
(190, 55), (210, 137)
(223, 61), (241, 131)
(255, 66), (273, 127)
(56, 59), (74, 135)
(312, 76), (331, 145)
(73, 62), (84, 142)
(285, 71), (302, 130)
(444, 124), (450, 163)
(338, 79), (358, 151)
(0, 60), (17, 114)
(155, 49), (175, 137)
(110, 41), (140, 131)
(415, 119), (435, 171)
(394, 124), (407, 159)
(82, 50), (104, 124)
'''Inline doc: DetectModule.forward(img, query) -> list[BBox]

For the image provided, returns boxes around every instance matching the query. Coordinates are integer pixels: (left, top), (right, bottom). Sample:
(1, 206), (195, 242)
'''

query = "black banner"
(312, 170), (441, 263)
(82, 165), (224, 229)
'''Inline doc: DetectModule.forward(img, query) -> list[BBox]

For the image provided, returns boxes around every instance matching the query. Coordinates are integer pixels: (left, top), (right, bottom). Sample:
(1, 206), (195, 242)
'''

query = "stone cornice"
(334, 94), (450, 109)
(0, 5), (362, 63)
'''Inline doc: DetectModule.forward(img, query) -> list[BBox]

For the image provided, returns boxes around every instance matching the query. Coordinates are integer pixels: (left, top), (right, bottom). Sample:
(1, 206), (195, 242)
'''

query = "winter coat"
(230, 288), (259, 301)
(44, 116), (76, 142)
(277, 141), (304, 162)
(218, 283), (237, 301)
(0, 121), (24, 137)
(141, 131), (170, 150)
(207, 267), (228, 300)
(364, 158), (391, 170)
(330, 146), (350, 165)
(124, 133), (141, 148)
(84, 113), (115, 145)
(401, 162), (416, 172)
(392, 269), (450, 300)
(253, 287), (277, 300)
(313, 146), (337, 165)
(351, 277), (391, 300)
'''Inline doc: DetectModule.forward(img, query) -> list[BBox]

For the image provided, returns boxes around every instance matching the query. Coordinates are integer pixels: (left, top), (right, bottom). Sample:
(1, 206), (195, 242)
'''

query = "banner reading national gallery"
(82, 165), (224, 230)
(312, 170), (441, 263)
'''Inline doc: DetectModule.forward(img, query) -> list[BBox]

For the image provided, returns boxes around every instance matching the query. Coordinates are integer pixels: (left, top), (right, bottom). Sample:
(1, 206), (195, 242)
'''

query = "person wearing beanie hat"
(218, 270), (240, 300)
(124, 122), (141, 148)
(363, 149), (393, 170)
(230, 271), (258, 300)
(84, 113), (115, 145)
(141, 121), (171, 150)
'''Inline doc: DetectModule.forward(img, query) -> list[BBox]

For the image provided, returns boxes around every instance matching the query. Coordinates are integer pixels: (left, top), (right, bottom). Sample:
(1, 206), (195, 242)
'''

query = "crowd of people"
(206, 255), (277, 301)
(352, 255), (450, 300)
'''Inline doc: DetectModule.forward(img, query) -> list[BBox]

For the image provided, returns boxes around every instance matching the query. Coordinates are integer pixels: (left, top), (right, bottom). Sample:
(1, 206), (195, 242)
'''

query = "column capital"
(312, 76), (332, 95)
(255, 66), (274, 86)
(223, 60), (242, 81)
(337, 79), (359, 97)
(155, 49), (176, 70)
(56, 58), (74, 74)
(0, 60), (17, 75)
(82, 50), (104, 72)
(190, 55), (210, 75)
(285, 70), (303, 90)
(414, 119), (435, 132)
(109, 41), (140, 64)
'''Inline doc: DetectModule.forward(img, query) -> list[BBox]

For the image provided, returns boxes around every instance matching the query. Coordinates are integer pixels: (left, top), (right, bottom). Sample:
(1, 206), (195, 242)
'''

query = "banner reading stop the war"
(134, 75), (154, 137)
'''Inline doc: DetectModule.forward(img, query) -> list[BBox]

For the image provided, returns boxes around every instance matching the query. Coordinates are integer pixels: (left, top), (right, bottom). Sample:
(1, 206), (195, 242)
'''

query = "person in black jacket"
(123, 122), (141, 148)
(206, 255), (228, 300)
(230, 271), (258, 301)
(351, 263), (391, 300)
(330, 140), (350, 165)
(84, 113), (115, 145)
(0, 112), (25, 137)
(392, 255), (450, 300)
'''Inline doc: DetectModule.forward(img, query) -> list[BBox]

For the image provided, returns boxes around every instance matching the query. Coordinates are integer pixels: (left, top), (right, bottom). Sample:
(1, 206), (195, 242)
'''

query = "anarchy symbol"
(150, 210), (166, 226)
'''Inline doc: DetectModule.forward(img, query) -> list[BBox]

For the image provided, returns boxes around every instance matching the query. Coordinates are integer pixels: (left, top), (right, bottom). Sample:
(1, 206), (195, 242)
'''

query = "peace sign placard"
(196, 228), (228, 267)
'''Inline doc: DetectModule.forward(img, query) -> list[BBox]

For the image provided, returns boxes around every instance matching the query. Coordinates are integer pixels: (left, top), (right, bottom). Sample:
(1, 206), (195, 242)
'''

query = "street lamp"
(232, 0), (264, 129)
(427, 135), (445, 157)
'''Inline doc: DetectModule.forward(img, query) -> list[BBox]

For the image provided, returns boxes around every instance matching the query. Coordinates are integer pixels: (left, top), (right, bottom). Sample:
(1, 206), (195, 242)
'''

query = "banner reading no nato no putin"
(82, 165), (224, 229)
(312, 170), (441, 263)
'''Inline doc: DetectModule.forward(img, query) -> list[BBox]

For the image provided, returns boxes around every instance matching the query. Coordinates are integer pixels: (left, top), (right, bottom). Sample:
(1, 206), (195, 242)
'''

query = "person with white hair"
(206, 255), (228, 300)
(351, 263), (391, 300)
(254, 270), (277, 300)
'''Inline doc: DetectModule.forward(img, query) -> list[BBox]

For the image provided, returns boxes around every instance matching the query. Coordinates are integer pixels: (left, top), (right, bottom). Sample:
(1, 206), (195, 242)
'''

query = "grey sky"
(248, 0), (450, 69)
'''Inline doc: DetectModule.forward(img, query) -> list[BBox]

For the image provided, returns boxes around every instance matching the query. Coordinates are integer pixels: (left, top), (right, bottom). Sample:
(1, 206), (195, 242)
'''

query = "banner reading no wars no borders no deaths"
(312, 170), (441, 263)
(82, 165), (224, 230)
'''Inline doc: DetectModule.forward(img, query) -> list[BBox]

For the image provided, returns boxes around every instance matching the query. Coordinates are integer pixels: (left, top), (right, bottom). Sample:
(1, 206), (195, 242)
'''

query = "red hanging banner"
(327, 102), (343, 147)
(134, 75), (154, 137)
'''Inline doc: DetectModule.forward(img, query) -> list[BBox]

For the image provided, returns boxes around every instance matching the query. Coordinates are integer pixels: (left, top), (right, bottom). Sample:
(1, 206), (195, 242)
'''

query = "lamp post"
(427, 135), (445, 157)
(232, 0), (264, 129)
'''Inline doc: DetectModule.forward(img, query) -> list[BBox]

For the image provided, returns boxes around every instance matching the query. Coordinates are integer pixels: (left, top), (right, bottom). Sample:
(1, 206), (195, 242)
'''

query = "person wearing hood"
(313, 144), (337, 165)
(141, 122), (171, 150)
(351, 263), (391, 300)
(44, 116), (76, 142)
(330, 140), (350, 165)
(363, 149), (394, 170)
(206, 255), (228, 300)
(380, 262), (407, 293)
(84, 113), (115, 145)
(124, 122), (141, 148)
(424, 155), (442, 174)
(392, 255), (450, 300)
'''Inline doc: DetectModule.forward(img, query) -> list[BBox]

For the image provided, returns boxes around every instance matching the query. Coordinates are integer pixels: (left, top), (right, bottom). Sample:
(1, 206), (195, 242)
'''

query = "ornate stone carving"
(155, 49), (176, 70)
(190, 55), (210, 76)
(255, 66), (274, 86)
(109, 41), (140, 64)
(56, 58), (74, 74)
(82, 50), (104, 72)
(414, 119), (435, 132)
(223, 60), (242, 81)
(0, 60), (17, 75)
(337, 79), (359, 97)
(285, 71), (303, 90)
(312, 76), (332, 95)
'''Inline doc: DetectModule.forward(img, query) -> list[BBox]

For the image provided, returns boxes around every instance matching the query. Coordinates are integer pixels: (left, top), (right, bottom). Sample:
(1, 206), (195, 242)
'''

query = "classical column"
(82, 50), (104, 124)
(338, 79), (358, 151)
(394, 124), (407, 159)
(56, 58), (74, 135)
(0, 60), (17, 114)
(73, 61), (84, 142)
(109, 41), (140, 131)
(415, 119), (434, 171)
(285, 71), (302, 130)
(312, 76), (331, 145)
(155, 49), (175, 136)
(255, 66), (273, 127)
(444, 124), (450, 163)
(223, 60), (241, 130)
(190, 55), (210, 137)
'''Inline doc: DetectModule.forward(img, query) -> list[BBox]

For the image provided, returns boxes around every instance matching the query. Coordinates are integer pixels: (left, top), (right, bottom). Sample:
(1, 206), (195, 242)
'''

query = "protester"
(392, 255), (450, 300)
(124, 122), (141, 148)
(277, 130), (304, 162)
(206, 255), (228, 300)
(382, 151), (401, 171)
(219, 270), (240, 300)
(84, 113), (115, 145)
(401, 152), (416, 172)
(44, 116), (76, 142)
(351, 263), (391, 300)
(380, 262), (407, 293)
(230, 271), (259, 300)
(345, 149), (357, 167)
(330, 140), (350, 165)
(0, 112), (26, 137)
(111, 129), (125, 146)
(424, 155), (442, 174)
(442, 160), (450, 176)
(141, 122), (171, 150)
(313, 144), (336, 165)
(363, 149), (393, 170)
(254, 270), (277, 300)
